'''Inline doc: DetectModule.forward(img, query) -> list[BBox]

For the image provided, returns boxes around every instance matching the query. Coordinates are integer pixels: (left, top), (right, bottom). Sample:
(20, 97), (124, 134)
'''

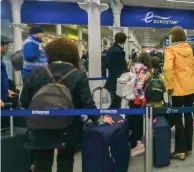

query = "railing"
(1, 106), (194, 172)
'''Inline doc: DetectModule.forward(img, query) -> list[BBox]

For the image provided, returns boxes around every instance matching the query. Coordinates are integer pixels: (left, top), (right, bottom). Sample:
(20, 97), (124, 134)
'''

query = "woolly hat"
(29, 26), (44, 35)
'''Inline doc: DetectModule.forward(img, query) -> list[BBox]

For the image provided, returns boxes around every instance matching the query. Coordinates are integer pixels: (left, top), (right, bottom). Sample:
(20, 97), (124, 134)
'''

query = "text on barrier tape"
(1, 108), (145, 116)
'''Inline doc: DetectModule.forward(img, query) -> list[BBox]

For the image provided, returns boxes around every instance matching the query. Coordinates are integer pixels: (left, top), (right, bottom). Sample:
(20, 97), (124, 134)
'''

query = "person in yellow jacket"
(164, 26), (194, 160)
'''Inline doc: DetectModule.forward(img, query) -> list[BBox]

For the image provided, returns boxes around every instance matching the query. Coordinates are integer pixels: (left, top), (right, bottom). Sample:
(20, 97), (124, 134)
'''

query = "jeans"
(108, 91), (122, 109)
(168, 94), (193, 153)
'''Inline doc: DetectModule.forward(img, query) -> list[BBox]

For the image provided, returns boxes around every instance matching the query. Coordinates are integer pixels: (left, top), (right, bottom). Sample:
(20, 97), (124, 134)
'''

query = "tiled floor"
(52, 136), (194, 172)
(17, 85), (194, 172)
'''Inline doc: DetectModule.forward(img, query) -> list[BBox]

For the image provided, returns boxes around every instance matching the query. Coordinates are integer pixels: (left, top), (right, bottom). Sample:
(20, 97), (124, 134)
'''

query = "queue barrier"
(1, 106), (194, 172)
(88, 77), (108, 81)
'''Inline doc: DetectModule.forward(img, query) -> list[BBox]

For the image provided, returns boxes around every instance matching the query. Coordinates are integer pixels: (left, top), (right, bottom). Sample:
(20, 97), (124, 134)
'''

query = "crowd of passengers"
(1, 26), (194, 172)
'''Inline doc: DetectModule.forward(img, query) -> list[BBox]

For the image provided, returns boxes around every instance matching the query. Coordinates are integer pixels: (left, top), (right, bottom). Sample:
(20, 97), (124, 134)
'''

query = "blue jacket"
(22, 35), (48, 77)
(1, 58), (9, 102)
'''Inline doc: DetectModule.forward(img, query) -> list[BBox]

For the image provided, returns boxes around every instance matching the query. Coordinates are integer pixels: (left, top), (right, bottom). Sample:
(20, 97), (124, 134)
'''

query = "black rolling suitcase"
(1, 104), (31, 172)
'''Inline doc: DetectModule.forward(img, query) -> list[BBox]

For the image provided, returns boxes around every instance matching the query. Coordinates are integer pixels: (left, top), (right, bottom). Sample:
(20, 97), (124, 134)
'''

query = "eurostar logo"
(142, 12), (179, 25)
(142, 12), (171, 23)
(166, 108), (178, 114)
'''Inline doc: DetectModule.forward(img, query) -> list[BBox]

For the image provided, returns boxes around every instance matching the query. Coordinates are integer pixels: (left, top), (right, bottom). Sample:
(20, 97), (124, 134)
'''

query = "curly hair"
(45, 37), (79, 66)
(170, 26), (187, 43)
(138, 52), (152, 69)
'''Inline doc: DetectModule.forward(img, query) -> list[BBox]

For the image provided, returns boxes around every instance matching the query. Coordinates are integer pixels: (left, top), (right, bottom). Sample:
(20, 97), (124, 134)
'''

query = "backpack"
(28, 67), (77, 129)
(145, 72), (165, 102)
(116, 72), (137, 100)
(11, 50), (24, 71)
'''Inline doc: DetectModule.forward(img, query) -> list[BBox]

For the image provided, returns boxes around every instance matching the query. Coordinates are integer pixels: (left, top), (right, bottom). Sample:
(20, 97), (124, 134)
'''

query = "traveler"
(146, 56), (166, 108)
(164, 26), (194, 160)
(128, 52), (152, 157)
(20, 37), (110, 172)
(81, 51), (89, 72)
(101, 49), (107, 77)
(104, 32), (128, 108)
(131, 48), (138, 62)
(149, 48), (159, 57)
(22, 26), (47, 81)
(1, 36), (17, 128)
(1, 36), (15, 107)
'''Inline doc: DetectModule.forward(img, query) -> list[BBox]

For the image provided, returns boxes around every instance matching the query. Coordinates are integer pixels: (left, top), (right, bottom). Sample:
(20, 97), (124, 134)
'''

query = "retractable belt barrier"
(1, 106), (194, 172)
(88, 77), (108, 81)
(1, 106), (193, 116)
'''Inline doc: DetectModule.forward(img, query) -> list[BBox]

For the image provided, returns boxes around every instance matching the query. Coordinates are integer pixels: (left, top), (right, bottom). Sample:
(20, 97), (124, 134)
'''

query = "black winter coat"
(20, 63), (98, 129)
(104, 44), (128, 92)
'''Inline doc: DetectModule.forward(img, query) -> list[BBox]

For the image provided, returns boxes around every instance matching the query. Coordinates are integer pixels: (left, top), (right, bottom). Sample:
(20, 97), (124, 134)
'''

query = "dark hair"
(115, 32), (127, 44)
(170, 26), (186, 43)
(151, 56), (160, 69)
(138, 52), (152, 69)
(45, 37), (79, 66)
(1, 42), (9, 46)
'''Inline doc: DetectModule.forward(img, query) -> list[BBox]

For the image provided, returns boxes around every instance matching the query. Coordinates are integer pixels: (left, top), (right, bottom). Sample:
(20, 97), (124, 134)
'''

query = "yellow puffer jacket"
(164, 42), (194, 96)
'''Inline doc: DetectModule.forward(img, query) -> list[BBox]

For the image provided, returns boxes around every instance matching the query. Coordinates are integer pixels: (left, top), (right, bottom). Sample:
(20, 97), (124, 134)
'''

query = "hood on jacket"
(166, 42), (193, 58)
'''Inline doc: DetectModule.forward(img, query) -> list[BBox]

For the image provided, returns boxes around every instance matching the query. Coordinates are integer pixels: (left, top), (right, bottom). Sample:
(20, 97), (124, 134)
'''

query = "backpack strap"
(44, 66), (77, 83)
(58, 69), (77, 83)
(44, 67), (56, 83)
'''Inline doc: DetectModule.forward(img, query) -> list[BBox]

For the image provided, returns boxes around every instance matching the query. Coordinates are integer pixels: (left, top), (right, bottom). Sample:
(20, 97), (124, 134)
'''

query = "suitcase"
(153, 117), (171, 167)
(1, 104), (31, 172)
(82, 112), (130, 172)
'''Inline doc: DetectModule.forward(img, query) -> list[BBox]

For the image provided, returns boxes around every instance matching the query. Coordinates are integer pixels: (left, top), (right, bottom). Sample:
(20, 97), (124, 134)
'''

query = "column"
(78, 0), (108, 102)
(78, 26), (83, 57)
(56, 24), (62, 37)
(9, 0), (24, 86)
(110, 0), (123, 37)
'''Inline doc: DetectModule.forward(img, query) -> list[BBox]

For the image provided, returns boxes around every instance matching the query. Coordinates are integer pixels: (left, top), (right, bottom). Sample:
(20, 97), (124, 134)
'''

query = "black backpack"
(28, 67), (77, 129)
(145, 72), (165, 102)
(11, 50), (24, 71)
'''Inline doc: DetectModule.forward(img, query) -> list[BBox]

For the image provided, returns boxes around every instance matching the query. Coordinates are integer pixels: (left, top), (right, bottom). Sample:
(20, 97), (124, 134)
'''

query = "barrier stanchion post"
(148, 106), (153, 172)
(144, 105), (153, 172)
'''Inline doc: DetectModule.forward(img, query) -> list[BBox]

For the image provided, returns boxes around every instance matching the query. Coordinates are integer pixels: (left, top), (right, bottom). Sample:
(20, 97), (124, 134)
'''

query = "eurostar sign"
(142, 12), (179, 25)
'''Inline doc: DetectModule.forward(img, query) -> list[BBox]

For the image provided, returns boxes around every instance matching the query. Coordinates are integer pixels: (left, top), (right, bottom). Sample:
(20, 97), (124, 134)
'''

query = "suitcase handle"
(4, 102), (13, 109)
(92, 86), (104, 109)
(2, 103), (14, 137)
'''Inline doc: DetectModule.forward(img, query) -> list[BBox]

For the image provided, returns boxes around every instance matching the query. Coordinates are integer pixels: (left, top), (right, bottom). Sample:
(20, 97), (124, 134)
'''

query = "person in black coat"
(104, 32), (128, 108)
(101, 49), (107, 77)
(20, 38), (100, 172)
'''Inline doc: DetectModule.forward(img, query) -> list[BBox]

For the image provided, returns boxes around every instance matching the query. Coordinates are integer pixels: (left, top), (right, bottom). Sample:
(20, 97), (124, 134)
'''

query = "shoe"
(186, 151), (192, 156)
(137, 141), (144, 148)
(171, 152), (186, 160)
(131, 141), (145, 157)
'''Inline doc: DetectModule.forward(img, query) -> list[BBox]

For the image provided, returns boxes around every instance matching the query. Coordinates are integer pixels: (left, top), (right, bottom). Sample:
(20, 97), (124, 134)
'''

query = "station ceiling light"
(167, 0), (194, 3)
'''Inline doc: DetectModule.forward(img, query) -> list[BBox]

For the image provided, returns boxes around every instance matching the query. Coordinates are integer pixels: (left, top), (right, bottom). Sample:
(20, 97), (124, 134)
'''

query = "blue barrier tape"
(1, 108), (145, 117)
(1, 106), (193, 117)
(88, 77), (108, 81)
(154, 106), (194, 115)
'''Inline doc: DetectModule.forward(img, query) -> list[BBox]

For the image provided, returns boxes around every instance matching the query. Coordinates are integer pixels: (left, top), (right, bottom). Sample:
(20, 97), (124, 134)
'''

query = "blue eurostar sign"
(1, 0), (194, 29)
(121, 6), (194, 29)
